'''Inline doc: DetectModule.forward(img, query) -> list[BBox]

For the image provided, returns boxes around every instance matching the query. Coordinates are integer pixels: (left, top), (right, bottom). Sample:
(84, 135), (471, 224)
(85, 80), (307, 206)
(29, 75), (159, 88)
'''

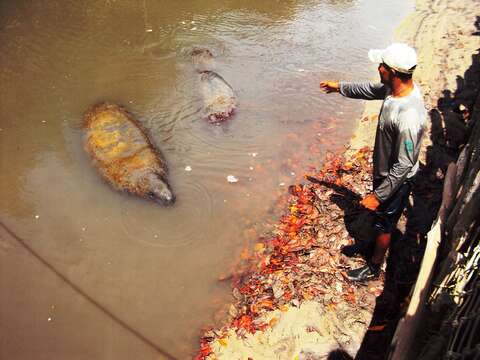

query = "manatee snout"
(153, 187), (176, 206)
(147, 175), (175, 206)
(190, 47), (214, 72)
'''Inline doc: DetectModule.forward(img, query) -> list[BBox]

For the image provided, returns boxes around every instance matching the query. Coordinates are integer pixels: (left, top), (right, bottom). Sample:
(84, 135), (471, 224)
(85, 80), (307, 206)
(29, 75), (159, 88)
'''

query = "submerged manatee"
(83, 103), (175, 205)
(200, 70), (237, 123)
(190, 47), (215, 72)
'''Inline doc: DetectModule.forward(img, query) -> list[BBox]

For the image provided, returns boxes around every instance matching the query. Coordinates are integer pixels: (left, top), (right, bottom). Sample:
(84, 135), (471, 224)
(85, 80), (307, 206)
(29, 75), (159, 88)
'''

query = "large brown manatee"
(83, 102), (175, 205)
(200, 70), (237, 123)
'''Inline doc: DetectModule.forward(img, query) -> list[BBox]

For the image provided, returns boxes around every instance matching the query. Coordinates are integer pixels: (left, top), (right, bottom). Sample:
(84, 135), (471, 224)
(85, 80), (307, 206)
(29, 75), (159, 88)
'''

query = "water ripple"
(120, 179), (213, 248)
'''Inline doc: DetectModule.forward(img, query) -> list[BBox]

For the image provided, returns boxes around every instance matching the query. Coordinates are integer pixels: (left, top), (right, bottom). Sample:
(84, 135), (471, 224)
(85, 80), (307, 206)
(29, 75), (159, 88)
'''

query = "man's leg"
(347, 182), (411, 282)
(371, 232), (392, 265)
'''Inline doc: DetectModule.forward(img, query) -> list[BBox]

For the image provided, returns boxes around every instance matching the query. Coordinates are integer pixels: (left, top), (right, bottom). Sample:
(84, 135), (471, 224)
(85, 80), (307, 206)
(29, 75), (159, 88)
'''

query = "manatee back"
(200, 71), (236, 121)
(84, 103), (149, 164)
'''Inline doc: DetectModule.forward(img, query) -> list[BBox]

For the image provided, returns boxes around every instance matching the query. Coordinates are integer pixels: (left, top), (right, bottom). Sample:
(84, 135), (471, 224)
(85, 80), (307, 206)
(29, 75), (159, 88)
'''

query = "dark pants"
(373, 179), (412, 234)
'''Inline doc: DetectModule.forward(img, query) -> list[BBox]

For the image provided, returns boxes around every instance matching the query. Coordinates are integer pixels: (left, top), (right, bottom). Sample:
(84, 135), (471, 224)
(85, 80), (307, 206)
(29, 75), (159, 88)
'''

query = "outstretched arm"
(320, 80), (388, 100)
(339, 82), (388, 100)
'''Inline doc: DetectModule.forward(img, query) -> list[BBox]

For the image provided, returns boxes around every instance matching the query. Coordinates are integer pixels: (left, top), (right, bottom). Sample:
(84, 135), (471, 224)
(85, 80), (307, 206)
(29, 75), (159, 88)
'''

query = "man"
(320, 43), (427, 282)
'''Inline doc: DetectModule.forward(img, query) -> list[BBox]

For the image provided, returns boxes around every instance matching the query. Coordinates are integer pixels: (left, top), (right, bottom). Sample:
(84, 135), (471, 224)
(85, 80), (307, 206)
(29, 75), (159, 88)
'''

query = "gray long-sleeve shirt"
(339, 82), (427, 202)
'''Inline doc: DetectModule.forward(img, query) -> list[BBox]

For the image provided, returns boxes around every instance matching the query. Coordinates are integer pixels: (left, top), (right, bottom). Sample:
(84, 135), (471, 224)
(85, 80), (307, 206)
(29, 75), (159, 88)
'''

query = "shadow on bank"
(325, 15), (480, 360)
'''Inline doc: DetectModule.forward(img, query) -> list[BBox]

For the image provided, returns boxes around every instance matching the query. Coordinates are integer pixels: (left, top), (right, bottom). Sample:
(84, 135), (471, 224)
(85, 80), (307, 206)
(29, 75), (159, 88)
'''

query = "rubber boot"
(347, 233), (391, 282)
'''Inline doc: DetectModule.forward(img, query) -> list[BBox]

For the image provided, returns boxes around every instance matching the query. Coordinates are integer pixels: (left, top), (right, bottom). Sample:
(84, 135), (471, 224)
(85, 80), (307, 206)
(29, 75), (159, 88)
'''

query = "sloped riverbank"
(197, 148), (382, 359)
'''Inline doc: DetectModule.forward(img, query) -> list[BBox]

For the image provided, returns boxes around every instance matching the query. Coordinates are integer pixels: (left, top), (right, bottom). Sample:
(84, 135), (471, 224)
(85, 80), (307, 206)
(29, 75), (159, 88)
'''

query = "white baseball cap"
(368, 43), (417, 74)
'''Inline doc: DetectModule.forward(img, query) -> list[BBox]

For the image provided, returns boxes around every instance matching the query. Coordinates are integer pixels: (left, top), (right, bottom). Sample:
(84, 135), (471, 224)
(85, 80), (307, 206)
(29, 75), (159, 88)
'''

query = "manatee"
(190, 47), (215, 72)
(83, 102), (175, 205)
(200, 70), (237, 123)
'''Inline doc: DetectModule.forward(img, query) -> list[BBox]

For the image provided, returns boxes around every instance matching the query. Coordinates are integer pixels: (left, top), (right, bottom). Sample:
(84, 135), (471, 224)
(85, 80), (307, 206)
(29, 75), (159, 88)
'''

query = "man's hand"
(360, 193), (381, 211)
(320, 81), (340, 93)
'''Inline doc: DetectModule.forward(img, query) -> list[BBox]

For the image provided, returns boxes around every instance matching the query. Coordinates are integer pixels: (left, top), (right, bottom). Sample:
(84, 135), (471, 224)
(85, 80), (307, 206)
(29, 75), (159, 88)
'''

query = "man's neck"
(391, 79), (414, 98)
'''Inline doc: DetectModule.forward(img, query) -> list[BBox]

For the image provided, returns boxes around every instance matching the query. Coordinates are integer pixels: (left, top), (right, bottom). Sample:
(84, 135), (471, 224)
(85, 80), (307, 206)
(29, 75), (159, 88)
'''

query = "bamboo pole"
(389, 162), (457, 360)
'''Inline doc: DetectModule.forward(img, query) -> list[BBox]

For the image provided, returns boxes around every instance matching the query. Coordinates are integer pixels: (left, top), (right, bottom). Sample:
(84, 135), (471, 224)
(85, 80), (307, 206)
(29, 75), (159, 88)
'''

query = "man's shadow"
(314, 163), (440, 360)
(309, 177), (377, 259)
(327, 349), (354, 360)
(312, 176), (408, 359)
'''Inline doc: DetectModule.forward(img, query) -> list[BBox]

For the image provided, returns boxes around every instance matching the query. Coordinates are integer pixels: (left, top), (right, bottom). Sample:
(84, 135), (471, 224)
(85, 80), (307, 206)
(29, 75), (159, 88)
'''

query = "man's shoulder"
(397, 106), (427, 132)
(398, 86), (426, 114)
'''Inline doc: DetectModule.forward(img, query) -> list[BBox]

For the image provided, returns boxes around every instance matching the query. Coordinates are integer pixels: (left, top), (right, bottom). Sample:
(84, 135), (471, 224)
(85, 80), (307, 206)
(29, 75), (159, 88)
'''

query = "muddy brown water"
(0, 1), (411, 359)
